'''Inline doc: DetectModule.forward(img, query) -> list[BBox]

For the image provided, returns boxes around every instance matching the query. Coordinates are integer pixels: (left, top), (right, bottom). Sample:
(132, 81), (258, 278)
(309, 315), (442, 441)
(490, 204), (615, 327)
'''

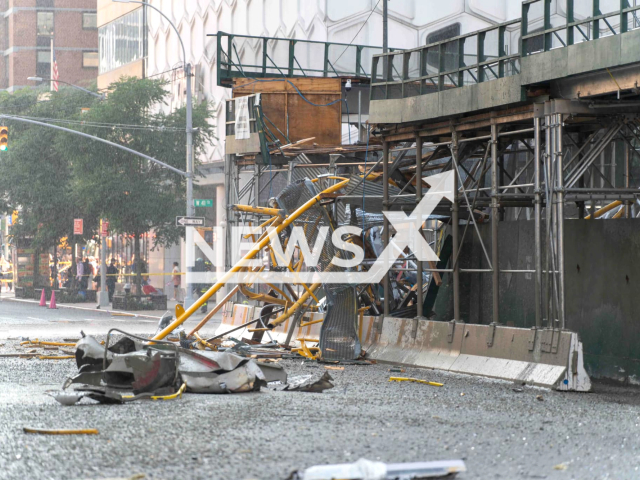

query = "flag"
(51, 48), (59, 92)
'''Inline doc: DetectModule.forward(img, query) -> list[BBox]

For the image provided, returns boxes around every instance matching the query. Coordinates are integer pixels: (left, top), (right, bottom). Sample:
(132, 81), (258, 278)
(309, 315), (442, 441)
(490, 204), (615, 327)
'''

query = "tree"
(0, 87), (101, 287)
(65, 76), (215, 294)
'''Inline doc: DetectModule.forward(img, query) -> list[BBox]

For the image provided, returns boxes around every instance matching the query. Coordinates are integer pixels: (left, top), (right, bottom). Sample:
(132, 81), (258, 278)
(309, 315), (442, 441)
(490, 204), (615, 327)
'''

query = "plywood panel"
(233, 77), (341, 94)
(233, 77), (342, 146)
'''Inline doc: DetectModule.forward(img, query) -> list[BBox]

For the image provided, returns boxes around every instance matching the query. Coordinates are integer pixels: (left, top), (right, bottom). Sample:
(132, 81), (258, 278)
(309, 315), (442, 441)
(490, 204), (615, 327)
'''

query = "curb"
(1, 296), (164, 320)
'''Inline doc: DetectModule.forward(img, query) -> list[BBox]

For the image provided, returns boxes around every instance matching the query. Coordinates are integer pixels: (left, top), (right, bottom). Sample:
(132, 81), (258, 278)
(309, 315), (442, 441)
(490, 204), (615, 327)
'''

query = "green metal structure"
(371, 0), (640, 101)
(213, 31), (388, 86)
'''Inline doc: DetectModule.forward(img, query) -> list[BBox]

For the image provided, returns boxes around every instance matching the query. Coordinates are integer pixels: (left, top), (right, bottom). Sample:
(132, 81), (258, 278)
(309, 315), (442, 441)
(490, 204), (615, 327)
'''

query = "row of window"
(98, 8), (144, 75)
(35, 50), (98, 79)
(36, 11), (97, 37)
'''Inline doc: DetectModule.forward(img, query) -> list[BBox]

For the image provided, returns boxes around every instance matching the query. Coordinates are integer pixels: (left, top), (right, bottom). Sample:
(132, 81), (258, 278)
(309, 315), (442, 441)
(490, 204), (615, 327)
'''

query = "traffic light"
(0, 127), (7, 151)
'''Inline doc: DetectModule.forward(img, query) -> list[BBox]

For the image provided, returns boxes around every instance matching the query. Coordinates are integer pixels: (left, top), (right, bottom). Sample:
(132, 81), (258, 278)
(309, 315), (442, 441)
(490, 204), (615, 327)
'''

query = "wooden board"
(233, 77), (341, 146)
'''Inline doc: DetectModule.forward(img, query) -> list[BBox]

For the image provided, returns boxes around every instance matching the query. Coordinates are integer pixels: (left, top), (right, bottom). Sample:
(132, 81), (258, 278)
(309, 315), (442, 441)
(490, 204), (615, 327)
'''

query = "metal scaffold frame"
(376, 99), (640, 334)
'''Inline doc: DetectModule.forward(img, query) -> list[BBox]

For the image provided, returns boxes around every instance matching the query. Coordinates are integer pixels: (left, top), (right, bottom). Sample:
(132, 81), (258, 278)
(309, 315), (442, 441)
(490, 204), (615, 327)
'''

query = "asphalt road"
(0, 297), (219, 339)
(0, 301), (639, 480)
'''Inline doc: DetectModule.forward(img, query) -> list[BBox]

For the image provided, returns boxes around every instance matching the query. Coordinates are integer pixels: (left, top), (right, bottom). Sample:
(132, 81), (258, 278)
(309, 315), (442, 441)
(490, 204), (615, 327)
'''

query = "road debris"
(289, 458), (466, 479)
(536, 395), (544, 401)
(23, 428), (99, 435)
(284, 372), (334, 393)
(389, 377), (443, 387)
(553, 463), (568, 471)
(324, 366), (344, 371)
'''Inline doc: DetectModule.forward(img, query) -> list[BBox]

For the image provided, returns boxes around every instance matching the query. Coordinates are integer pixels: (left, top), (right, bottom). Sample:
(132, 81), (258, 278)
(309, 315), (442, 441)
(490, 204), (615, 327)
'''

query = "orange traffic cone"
(39, 289), (47, 307)
(48, 290), (57, 309)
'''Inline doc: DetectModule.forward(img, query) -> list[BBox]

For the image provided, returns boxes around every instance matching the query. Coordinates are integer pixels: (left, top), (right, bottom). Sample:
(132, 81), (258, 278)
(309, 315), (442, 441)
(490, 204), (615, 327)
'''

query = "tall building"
(96, 0), (144, 90)
(0, 0), (98, 92)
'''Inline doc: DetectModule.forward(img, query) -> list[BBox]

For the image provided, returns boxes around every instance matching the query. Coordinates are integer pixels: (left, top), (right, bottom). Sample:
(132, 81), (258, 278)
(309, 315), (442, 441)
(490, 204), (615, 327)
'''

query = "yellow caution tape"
(389, 377), (443, 387)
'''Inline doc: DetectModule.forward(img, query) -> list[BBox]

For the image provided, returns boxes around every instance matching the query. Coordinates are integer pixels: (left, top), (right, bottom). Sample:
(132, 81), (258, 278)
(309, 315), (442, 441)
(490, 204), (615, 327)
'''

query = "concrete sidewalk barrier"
(363, 318), (591, 391)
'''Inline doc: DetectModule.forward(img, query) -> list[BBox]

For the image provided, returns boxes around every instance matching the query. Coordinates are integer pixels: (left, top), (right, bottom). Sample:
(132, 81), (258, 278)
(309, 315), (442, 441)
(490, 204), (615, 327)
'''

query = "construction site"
(204, 0), (640, 391)
(3, 1), (640, 479)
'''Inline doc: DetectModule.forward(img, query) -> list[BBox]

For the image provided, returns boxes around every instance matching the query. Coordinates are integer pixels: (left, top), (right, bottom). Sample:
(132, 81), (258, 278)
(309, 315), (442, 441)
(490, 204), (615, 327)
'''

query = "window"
(37, 12), (54, 36)
(83, 13), (97, 30)
(426, 23), (461, 70)
(98, 8), (144, 74)
(83, 51), (99, 68)
(36, 50), (51, 81)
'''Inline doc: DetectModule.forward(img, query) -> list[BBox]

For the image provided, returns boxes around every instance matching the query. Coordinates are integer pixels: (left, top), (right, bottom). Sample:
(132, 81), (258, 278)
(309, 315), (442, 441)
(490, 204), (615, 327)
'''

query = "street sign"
(74, 219), (83, 235)
(194, 199), (213, 207)
(101, 220), (109, 237)
(176, 216), (205, 227)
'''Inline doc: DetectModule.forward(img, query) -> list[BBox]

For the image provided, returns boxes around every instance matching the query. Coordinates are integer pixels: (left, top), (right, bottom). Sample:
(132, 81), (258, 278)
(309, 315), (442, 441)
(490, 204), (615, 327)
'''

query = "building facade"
(96, 0), (517, 293)
(0, 0), (98, 92)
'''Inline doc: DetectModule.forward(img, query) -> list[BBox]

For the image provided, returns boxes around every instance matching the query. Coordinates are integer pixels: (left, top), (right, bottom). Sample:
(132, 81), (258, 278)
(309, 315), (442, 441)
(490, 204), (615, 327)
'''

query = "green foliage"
(0, 77), (215, 291)
(0, 87), (100, 249)
(66, 76), (214, 249)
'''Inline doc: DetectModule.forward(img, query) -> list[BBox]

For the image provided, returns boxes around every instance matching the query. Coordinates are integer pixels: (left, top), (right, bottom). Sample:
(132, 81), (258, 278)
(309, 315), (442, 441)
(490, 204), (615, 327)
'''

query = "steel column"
(415, 133), (425, 333)
(534, 117), (542, 328)
(555, 113), (566, 329)
(625, 142), (631, 218)
(451, 131), (460, 322)
(490, 123), (499, 325)
(383, 141), (390, 320)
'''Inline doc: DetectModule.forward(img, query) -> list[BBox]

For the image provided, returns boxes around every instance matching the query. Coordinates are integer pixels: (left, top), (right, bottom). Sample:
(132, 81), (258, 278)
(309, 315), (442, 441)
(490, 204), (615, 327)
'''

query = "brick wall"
(1, 0), (98, 91)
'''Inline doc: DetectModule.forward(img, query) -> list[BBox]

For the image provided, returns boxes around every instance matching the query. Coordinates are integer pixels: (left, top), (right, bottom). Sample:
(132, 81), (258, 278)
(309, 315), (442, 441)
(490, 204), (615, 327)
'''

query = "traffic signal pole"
(184, 62), (195, 308)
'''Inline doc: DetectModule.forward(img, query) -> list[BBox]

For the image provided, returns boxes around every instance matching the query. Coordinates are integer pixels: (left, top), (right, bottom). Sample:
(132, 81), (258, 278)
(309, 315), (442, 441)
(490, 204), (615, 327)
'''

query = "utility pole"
(184, 62), (195, 308)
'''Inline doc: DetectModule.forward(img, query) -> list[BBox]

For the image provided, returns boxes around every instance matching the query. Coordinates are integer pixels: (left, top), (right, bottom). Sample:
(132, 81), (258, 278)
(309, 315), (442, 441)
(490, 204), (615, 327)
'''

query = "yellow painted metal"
(188, 285), (240, 336)
(38, 355), (75, 360)
(300, 318), (324, 327)
(612, 206), (626, 219)
(240, 283), (289, 306)
(243, 216), (278, 239)
(122, 383), (187, 401)
(175, 303), (185, 320)
(270, 283), (322, 327)
(21, 340), (76, 347)
(23, 428), (99, 435)
(152, 179), (350, 340)
(585, 200), (622, 219)
(193, 332), (218, 351)
(389, 377), (443, 387)
(231, 204), (282, 216)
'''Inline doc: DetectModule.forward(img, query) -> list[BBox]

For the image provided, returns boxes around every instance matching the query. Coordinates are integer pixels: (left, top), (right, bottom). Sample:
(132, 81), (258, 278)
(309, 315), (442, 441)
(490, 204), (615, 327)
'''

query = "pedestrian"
(82, 258), (93, 290)
(76, 257), (84, 289)
(106, 259), (117, 303)
(171, 262), (181, 301)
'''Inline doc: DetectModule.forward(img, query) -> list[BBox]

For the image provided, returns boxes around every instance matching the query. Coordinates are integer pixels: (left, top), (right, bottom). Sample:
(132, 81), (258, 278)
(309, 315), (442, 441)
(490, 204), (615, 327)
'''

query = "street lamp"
(112, 0), (196, 307)
(27, 77), (105, 100)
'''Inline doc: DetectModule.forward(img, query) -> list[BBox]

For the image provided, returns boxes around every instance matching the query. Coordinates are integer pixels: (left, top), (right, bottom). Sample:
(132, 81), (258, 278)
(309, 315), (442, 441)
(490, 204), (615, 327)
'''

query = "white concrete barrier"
(363, 318), (591, 391)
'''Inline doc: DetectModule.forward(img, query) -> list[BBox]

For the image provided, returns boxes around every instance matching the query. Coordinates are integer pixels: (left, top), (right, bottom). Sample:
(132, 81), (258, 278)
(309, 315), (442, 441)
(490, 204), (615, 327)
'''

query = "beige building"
(96, 0), (144, 90)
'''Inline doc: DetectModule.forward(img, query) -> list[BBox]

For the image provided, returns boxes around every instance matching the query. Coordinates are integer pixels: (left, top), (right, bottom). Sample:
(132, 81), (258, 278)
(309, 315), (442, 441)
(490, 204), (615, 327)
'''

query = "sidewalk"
(0, 291), (211, 322)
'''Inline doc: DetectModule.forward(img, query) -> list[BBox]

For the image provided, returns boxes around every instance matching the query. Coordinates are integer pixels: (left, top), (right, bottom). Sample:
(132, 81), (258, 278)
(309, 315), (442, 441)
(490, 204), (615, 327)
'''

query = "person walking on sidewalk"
(76, 257), (84, 289)
(106, 258), (117, 302)
(171, 262), (182, 302)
